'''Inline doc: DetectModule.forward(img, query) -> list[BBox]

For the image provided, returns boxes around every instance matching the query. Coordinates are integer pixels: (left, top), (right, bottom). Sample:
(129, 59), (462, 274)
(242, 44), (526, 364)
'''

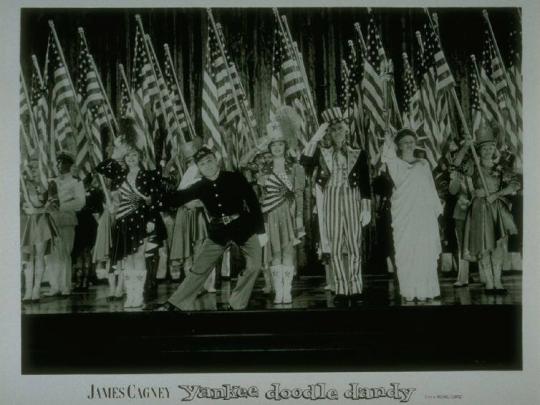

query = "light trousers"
(168, 234), (262, 310)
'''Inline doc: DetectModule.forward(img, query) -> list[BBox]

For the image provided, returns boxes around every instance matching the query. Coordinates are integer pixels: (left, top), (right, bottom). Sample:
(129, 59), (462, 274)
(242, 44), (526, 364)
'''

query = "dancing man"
(158, 147), (267, 311)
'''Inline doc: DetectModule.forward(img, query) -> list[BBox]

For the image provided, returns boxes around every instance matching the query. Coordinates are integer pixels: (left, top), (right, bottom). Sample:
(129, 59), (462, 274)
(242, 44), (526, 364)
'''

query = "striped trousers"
(323, 185), (363, 295)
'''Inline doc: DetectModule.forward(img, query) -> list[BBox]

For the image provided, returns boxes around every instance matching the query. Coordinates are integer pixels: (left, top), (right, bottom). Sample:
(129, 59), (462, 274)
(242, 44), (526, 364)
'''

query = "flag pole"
(48, 20), (112, 208)
(78, 27), (119, 135)
(163, 43), (197, 141)
(423, 10), (489, 195)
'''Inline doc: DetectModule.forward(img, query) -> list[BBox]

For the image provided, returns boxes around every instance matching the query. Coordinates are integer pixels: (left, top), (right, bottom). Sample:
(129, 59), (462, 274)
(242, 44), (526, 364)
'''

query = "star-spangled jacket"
(161, 170), (265, 246)
(300, 144), (372, 199)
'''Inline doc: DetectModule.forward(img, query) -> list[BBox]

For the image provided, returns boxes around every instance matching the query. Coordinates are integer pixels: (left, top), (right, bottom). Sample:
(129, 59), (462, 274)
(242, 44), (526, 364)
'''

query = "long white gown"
(381, 139), (442, 301)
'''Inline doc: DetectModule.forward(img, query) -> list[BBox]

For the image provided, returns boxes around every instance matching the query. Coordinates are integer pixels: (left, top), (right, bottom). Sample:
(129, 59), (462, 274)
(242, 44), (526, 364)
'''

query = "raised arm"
(300, 123), (329, 174)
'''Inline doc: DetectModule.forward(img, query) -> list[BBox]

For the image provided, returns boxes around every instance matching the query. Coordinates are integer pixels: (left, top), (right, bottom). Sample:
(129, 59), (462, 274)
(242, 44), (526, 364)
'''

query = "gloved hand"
(257, 233), (269, 247)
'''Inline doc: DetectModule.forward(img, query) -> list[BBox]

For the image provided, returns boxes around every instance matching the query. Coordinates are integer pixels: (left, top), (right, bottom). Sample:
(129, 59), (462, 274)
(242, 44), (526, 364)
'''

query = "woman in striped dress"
(96, 135), (165, 309)
(258, 111), (306, 305)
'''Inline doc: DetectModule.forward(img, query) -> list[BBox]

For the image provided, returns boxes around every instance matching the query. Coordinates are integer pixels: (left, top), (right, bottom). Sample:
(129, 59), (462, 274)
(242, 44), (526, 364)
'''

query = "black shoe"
(350, 293), (364, 305)
(155, 302), (181, 312)
(494, 288), (508, 295)
(333, 294), (349, 307)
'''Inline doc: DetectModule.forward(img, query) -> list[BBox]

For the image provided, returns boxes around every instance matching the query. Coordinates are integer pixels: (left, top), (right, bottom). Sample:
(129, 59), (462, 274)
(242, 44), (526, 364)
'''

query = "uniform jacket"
(162, 170), (265, 246)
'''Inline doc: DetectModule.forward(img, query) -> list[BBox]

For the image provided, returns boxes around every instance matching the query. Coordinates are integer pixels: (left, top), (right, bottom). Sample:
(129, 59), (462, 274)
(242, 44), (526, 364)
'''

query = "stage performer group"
(20, 107), (521, 311)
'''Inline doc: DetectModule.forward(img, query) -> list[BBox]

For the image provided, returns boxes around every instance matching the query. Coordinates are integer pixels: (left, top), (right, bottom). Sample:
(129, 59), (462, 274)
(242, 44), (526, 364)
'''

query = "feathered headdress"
(269, 105), (302, 151)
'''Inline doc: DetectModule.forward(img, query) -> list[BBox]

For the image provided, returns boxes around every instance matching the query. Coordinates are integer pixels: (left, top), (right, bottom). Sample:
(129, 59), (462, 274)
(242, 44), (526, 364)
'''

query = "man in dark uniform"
(157, 147), (267, 311)
(301, 107), (372, 306)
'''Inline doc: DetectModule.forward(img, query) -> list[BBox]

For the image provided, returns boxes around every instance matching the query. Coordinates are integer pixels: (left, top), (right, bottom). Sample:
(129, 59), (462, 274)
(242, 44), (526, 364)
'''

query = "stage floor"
(21, 273), (522, 373)
(21, 272), (522, 314)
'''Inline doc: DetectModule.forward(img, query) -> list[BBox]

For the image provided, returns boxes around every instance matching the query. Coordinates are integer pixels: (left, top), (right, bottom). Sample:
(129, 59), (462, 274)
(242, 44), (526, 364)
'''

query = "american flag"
(427, 25), (456, 92)
(340, 40), (365, 149)
(361, 16), (386, 164)
(414, 33), (440, 166)
(421, 24), (453, 150)
(75, 36), (109, 176)
(145, 35), (181, 141)
(402, 52), (422, 132)
(224, 62), (258, 166)
(270, 15), (310, 146)
(119, 70), (131, 119)
(30, 65), (54, 187)
(469, 61), (483, 139)
(201, 20), (229, 161)
(479, 36), (504, 127)
(163, 54), (190, 136)
(20, 74), (36, 180)
(507, 27), (522, 155)
(44, 32), (76, 155)
(131, 27), (159, 165)
(162, 52), (190, 172)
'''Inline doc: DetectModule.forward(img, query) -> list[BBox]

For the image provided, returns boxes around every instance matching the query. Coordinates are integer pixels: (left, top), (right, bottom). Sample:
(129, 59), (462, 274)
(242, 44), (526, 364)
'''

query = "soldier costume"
(159, 147), (266, 311)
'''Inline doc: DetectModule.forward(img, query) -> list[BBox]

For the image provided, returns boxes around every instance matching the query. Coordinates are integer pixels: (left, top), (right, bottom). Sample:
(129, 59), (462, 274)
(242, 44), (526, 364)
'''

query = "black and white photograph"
(1, 0), (539, 404)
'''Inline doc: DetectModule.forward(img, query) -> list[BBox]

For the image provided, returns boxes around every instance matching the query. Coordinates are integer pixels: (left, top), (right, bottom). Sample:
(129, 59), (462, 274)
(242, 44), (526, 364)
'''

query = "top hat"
(321, 107), (347, 125)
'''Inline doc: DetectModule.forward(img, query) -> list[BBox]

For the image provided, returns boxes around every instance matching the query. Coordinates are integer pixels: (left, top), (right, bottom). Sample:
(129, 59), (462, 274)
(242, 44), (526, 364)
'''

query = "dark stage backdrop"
(20, 7), (521, 139)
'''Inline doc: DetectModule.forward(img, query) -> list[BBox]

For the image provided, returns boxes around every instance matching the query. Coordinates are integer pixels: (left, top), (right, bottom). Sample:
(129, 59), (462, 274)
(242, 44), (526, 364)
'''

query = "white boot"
(115, 271), (125, 298)
(107, 273), (116, 299)
(131, 271), (147, 308)
(123, 272), (135, 308)
(454, 259), (470, 286)
(270, 265), (283, 304)
(493, 261), (505, 290)
(282, 265), (294, 304)
(324, 264), (334, 291)
(480, 259), (494, 290)
(23, 263), (34, 301)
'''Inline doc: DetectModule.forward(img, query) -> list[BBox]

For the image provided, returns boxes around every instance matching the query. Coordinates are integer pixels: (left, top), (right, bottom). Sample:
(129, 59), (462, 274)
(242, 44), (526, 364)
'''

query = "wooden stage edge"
(22, 304), (521, 374)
